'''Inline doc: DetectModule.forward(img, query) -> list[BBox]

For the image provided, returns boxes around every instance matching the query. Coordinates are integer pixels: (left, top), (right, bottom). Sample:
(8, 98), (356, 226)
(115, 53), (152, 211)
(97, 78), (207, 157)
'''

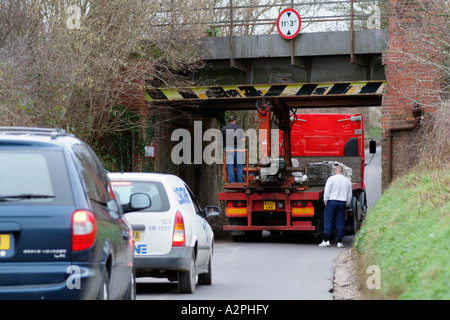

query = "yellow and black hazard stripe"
(145, 81), (386, 102)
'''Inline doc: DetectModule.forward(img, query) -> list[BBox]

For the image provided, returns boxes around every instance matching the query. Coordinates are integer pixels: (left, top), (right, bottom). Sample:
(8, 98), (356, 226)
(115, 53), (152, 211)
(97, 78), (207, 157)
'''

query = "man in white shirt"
(319, 165), (352, 248)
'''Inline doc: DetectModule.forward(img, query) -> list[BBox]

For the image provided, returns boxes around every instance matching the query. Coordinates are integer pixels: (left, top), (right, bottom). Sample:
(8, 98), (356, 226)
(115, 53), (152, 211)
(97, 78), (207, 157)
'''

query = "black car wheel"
(97, 271), (110, 300)
(124, 268), (136, 300)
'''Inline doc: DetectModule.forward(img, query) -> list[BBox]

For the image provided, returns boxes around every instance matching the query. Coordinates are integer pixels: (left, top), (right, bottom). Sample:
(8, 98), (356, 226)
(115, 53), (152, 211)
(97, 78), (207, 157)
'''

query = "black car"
(0, 127), (145, 299)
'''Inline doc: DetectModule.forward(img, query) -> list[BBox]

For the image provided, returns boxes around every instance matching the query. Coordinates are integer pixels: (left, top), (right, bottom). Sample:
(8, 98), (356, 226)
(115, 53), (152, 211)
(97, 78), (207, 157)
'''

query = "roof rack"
(0, 127), (69, 140)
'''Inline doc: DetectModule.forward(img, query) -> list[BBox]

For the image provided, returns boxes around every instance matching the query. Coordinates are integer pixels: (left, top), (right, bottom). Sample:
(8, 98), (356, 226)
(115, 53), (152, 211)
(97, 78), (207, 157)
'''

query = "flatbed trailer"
(219, 105), (375, 241)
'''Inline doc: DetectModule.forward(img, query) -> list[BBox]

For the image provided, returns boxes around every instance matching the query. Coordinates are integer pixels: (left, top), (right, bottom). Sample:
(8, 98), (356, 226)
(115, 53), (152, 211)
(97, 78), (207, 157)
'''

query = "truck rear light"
(172, 211), (185, 246)
(225, 200), (248, 216)
(72, 210), (97, 251)
(226, 207), (248, 216)
(227, 201), (247, 207)
(225, 200), (247, 217)
(292, 201), (315, 217)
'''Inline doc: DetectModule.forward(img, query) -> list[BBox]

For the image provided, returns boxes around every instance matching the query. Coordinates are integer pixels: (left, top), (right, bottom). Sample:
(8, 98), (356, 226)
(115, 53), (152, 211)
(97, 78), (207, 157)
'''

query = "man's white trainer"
(337, 242), (345, 248)
(318, 240), (330, 247)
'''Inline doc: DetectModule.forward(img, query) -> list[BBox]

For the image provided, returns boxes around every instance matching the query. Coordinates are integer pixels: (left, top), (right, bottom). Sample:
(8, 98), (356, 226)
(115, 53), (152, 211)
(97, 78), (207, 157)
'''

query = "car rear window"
(111, 181), (170, 212)
(0, 150), (74, 204)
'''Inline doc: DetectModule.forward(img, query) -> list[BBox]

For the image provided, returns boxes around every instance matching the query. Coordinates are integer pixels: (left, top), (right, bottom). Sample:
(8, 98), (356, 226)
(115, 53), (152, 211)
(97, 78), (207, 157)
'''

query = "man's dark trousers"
(323, 200), (346, 242)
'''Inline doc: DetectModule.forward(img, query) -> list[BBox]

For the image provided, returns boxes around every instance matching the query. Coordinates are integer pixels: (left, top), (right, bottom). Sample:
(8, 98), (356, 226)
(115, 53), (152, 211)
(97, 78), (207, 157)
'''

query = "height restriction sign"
(277, 8), (301, 40)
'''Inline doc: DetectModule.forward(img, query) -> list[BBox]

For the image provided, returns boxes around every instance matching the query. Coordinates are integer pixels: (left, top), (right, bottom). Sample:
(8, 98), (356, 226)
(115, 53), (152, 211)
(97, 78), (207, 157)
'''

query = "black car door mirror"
(123, 193), (151, 213)
(369, 140), (377, 154)
(204, 205), (220, 218)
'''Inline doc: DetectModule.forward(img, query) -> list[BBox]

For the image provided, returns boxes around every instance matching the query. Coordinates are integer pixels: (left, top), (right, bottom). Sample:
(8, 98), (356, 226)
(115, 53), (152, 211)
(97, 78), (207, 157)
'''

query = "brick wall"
(118, 62), (152, 172)
(381, 0), (441, 189)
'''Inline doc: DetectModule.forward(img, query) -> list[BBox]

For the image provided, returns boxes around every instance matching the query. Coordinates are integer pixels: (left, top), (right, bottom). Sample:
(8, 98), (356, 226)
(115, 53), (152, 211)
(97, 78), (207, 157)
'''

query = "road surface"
(137, 235), (354, 300)
(136, 147), (382, 300)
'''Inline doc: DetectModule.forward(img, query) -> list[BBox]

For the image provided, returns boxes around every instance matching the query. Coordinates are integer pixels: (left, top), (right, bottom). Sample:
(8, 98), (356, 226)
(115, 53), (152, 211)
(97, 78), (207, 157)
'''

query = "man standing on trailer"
(319, 165), (352, 248)
(221, 115), (245, 183)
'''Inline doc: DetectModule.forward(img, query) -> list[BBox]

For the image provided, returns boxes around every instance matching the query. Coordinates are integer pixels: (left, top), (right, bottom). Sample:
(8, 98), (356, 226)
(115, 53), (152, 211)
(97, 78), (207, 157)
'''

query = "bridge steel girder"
(197, 30), (388, 85)
(145, 80), (386, 111)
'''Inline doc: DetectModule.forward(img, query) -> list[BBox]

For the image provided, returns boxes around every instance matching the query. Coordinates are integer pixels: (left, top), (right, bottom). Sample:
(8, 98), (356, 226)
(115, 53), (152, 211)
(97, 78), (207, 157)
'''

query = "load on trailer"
(219, 99), (376, 241)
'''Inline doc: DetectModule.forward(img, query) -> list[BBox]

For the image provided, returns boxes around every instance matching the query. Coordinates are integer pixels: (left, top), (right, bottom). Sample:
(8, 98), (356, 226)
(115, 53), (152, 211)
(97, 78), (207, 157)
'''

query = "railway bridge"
(136, 1), (441, 205)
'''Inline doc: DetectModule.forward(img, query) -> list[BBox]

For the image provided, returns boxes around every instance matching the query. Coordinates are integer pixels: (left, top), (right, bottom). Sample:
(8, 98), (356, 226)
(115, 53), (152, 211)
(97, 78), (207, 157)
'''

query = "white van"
(108, 172), (219, 293)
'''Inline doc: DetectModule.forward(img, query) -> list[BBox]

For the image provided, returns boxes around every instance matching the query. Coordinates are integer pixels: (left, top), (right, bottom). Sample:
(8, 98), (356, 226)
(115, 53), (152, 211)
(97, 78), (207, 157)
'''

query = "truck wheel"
(352, 196), (362, 234)
(346, 196), (361, 235)
(358, 191), (367, 220)
(178, 253), (196, 293)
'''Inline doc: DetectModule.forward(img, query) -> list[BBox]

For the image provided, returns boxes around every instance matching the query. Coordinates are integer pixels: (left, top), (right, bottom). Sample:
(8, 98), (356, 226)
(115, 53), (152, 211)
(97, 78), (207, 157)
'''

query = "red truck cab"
(290, 113), (366, 190)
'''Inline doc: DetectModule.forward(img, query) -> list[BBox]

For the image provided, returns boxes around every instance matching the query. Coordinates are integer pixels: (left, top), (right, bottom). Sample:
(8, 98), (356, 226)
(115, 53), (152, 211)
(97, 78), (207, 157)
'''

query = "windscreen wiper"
(0, 194), (55, 202)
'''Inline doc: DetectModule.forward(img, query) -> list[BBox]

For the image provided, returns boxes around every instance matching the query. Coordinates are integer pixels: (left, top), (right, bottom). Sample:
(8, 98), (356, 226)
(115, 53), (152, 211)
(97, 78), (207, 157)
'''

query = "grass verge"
(354, 162), (450, 299)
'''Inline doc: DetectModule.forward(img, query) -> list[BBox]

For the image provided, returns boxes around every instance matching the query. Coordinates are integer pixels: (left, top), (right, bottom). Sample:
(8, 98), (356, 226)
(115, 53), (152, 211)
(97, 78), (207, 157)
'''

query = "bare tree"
(206, 0), (327, 36)
(324, 0), (389, 31)
(0, 0), (214, 147)
(388, 0), (449, 102)
(386, 0), (449, 164)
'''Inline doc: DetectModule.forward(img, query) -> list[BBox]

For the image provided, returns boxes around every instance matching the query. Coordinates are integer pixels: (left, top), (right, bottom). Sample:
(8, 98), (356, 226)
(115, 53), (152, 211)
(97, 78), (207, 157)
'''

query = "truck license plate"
(0, 234), (10, 250)
(263, 201), (276, 210)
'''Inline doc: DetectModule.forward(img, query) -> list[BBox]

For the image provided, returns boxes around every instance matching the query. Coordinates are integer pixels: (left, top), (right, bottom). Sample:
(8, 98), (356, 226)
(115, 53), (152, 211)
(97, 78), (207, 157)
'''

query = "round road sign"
(277, 8), (301, 40)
